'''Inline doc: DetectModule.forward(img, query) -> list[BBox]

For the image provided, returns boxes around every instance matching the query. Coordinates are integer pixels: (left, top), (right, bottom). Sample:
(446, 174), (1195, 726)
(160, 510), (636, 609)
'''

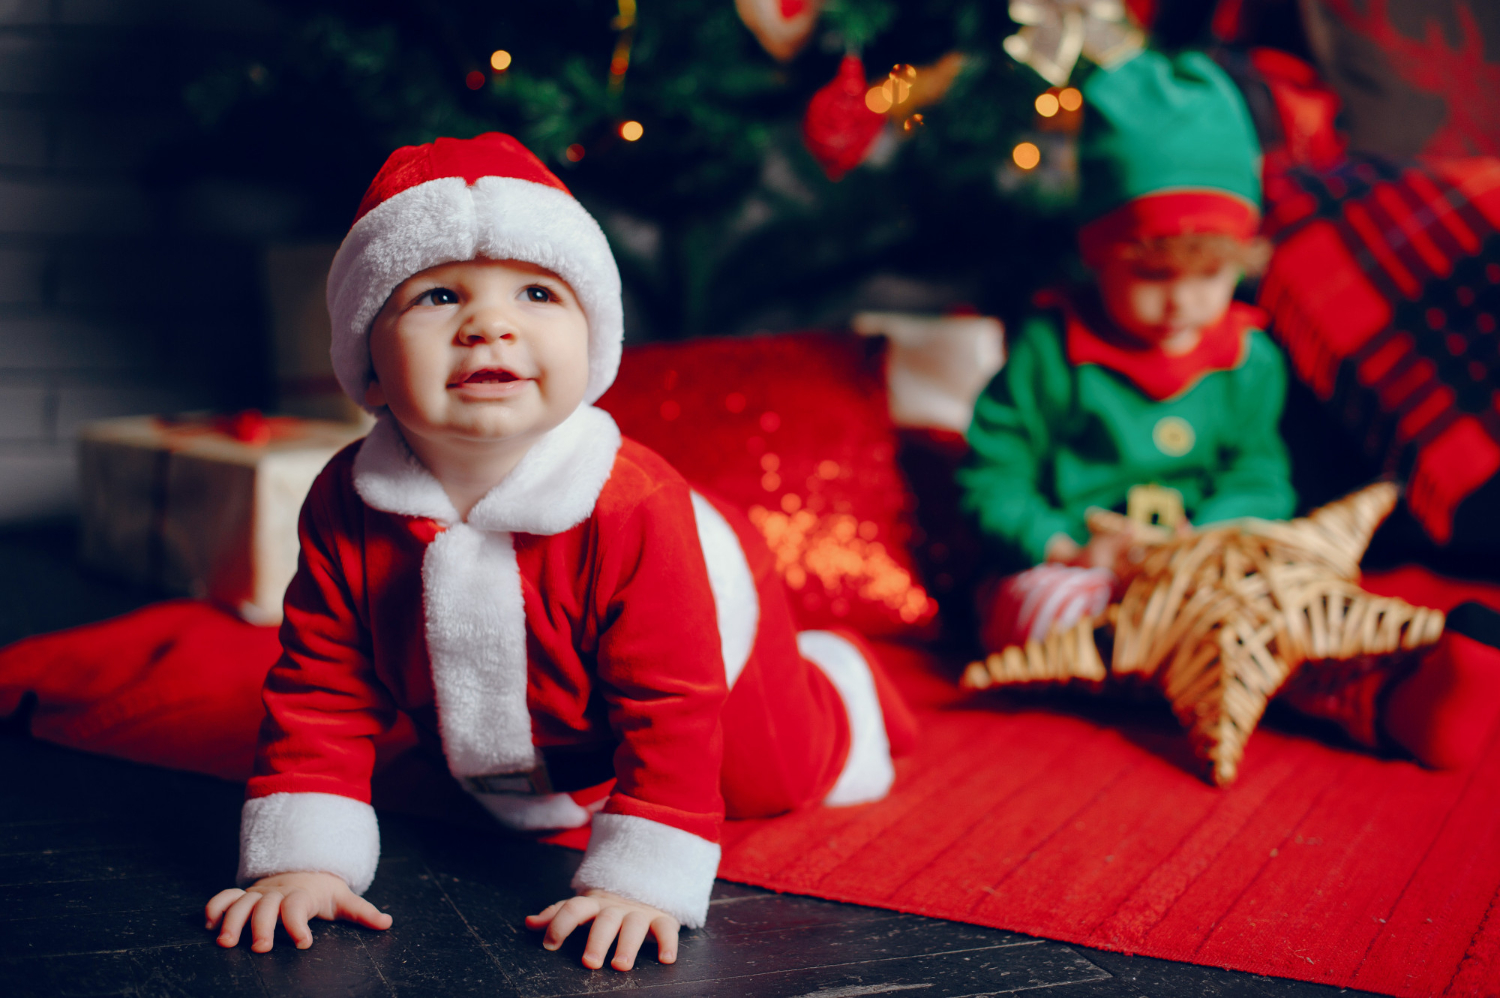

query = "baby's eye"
(525, 286), (557, 303)
(415, 287), (459, 307)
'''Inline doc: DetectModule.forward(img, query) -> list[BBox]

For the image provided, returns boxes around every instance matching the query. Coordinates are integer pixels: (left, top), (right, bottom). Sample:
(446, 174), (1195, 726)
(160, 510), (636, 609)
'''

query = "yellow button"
(1153, 416), (1195, 457)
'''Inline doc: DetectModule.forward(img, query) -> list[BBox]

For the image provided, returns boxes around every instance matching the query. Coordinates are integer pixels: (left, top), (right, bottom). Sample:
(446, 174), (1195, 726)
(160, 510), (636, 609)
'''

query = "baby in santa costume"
(205, 132), (915, 970)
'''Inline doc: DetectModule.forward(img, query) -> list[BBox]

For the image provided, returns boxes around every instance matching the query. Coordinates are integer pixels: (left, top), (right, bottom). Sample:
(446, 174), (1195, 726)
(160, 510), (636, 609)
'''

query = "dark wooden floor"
(0, 523), (1374, 997)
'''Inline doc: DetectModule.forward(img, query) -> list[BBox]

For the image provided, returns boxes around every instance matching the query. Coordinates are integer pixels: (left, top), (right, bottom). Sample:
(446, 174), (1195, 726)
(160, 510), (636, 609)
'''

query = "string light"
(465, 70), (485, 90)
(865, 64), (917, 115)
(1012, 141), (1041, 170)
(608, 0), (636, 94)
(490, 50), (512, 72)
(565, 144), (585, 162)
(619, 120), (644, 141)
(1059, 87), (1083, 111)
(1035, 92), (1060, 117)
(884, 64), (915, 104)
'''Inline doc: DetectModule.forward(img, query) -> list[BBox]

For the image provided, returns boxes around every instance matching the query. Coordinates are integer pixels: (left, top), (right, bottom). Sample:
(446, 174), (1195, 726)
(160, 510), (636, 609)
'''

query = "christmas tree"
(181, 0), (1188, 341)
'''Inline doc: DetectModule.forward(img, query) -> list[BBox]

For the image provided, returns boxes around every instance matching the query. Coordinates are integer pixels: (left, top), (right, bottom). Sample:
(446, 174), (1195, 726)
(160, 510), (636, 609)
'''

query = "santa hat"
(326, 133), (623, 410)
(1077, 51), (1262, 266)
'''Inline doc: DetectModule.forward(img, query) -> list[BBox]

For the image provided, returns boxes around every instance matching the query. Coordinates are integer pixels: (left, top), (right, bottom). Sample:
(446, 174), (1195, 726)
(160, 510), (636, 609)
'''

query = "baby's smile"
(448, 366), (532, 400)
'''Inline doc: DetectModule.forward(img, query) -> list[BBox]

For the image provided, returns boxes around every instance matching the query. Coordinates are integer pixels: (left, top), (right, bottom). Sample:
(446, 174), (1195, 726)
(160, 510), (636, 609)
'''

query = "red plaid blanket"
(1259, 156), (1500, 546)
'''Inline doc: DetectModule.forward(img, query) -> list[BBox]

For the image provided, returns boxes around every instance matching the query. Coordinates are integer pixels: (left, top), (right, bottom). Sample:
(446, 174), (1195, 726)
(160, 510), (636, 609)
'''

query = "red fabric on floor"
(714, 570), (1500, 997)
(0, 601), (423, 788)
(6, 568), (1499, 994)
(0, 600), (280, 781)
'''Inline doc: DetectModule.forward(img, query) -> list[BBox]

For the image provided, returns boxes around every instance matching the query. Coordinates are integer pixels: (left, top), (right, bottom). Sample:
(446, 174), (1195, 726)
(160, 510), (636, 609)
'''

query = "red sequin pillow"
(595, 332), (938, 638)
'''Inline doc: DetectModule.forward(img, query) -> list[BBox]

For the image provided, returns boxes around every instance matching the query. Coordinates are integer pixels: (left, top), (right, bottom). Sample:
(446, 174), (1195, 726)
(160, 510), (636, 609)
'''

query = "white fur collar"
(351, 406), (622, 535)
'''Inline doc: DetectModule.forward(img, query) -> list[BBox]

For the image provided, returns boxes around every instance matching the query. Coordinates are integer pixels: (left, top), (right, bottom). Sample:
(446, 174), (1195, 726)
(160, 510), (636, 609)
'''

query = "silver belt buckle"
(465, 765), (553, 796)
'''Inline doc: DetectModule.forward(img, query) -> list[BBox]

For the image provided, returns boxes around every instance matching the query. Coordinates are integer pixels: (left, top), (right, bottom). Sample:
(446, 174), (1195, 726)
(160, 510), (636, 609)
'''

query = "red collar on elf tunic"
(1041, 288), (1263, 402)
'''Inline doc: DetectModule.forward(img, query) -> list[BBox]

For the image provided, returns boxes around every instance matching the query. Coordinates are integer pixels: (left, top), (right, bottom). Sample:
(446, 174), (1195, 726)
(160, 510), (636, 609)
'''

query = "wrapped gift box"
(78, 414), (368, 624)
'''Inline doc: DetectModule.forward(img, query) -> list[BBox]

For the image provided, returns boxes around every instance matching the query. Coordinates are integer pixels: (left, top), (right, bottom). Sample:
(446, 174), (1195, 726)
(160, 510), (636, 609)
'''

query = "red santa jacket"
(237, 406), (754, 927)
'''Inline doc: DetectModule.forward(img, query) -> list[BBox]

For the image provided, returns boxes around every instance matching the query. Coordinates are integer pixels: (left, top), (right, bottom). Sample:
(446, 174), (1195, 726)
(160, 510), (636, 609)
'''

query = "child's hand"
(1047, 529), (1134, 576)
(205, 871), (393, 952)
(525, 889), (679, 971)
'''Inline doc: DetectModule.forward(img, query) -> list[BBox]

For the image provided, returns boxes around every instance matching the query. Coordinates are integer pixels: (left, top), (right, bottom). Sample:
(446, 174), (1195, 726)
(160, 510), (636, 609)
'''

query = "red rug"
(5, 569), (1499, 996)
(714, 570), (1500, 998)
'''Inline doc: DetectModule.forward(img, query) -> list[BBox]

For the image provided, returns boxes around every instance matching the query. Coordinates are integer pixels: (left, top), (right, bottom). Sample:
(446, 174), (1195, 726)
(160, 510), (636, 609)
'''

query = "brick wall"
(0, 0), (285, 521)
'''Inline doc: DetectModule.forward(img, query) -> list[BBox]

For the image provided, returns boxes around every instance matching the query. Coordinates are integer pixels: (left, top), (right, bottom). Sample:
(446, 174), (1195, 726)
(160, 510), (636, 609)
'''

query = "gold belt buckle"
(1126, 483), (1185, 530)
(465, 764), (553, 796)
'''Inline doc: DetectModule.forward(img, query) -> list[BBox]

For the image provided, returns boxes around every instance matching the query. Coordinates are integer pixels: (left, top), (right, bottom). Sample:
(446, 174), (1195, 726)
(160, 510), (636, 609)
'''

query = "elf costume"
(240, 133), (914, 930)
(959, 51), (1295, 649)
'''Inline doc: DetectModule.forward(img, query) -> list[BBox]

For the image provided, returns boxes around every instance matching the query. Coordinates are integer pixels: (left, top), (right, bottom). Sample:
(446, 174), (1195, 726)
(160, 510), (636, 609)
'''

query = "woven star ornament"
(963, 483), (1447, 785)
(1003, 0), (1145, 87)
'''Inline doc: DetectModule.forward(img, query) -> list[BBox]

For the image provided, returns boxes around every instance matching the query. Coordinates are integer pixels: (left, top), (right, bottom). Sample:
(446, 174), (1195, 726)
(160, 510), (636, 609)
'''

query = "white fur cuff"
(237, 792), (381, 895)
(571, 813), (721, 928)
(799, 630), (896, 806)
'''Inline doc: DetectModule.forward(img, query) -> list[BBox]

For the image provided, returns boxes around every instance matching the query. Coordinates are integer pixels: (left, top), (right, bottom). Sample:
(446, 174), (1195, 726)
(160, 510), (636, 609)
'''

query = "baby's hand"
(205, 871), (393, 953)
(525, 889), (679, 971)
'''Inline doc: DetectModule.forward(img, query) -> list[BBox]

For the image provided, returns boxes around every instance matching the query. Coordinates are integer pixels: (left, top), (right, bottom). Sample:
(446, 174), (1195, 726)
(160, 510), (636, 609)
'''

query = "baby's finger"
(650, 917), (681, 964)
(205, 888), (246, 928)
(610, 911), (652, 971)
(250, 891), (285, 953)
(581, 907), (626, 970)
(337, 893), (393, 931)
(543, 896), (598, 951)
(280, 891), (316, 949)
(216, 891), (261, 948)
(524, 899), (566, 929)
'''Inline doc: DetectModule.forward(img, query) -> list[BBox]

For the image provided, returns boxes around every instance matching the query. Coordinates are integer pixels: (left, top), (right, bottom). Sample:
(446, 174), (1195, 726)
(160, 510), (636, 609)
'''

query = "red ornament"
(801, 55), (885, 180)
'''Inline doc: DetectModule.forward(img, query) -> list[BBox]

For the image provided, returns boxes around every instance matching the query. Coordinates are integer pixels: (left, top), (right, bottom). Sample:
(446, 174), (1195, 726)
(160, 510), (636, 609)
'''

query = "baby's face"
(1096, 257), (1239, 346)
(365, 258), (590, 451)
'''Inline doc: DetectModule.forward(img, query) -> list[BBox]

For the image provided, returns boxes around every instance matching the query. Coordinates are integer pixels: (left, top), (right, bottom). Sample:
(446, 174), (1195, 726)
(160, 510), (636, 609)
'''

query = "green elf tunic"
(958, 290), (1295, 569)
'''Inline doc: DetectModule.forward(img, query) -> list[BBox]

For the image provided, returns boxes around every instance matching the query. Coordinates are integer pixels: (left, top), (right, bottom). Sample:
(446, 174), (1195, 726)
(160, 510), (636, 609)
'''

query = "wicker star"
(962, 483), (1447, 785)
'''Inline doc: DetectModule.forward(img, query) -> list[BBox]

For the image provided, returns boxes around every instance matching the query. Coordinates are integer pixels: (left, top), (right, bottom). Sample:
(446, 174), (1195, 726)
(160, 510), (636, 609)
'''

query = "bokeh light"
(465, 70), (485, 90)
(619, 120), (644, 141)
(1012, 141), (1041, 170)
(489, 50), (512, 72)
(865, 86), (893, 114)
(564, 144), (585, 162)
(1059, 87), (1083, 111)
(1034, 92), (1060, 117)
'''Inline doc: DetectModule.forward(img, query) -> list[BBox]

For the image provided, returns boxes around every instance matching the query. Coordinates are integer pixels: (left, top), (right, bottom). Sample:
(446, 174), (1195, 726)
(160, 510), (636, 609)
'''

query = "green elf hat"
(1077, 50), (1262, 267)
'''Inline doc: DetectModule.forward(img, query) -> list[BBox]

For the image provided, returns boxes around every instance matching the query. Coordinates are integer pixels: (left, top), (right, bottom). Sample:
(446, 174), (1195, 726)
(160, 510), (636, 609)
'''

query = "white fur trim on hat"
(327, 175), (623, 411)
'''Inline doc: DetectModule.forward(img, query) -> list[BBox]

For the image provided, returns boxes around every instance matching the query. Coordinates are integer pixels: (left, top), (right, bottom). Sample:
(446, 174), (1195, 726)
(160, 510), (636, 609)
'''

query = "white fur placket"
(420, 522), (534, 774)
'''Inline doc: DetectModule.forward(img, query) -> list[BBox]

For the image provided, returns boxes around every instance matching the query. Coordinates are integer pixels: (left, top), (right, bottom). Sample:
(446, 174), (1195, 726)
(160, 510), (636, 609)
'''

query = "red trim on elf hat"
(1078, 190), (1260, 267)
(353, 133), (572, 225)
